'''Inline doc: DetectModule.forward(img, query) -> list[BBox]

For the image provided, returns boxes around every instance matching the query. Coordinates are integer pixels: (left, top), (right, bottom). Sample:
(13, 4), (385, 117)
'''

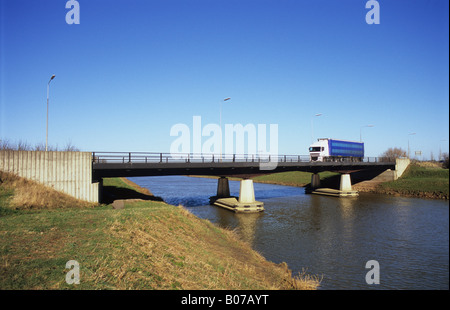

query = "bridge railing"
(92, 152), (395, 164)
(92, 152), (312, 164)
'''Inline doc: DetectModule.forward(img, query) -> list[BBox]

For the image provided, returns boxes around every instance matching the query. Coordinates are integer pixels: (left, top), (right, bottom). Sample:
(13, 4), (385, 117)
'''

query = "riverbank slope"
(370, 164), (449, 199)
(248, 164), (448, 200)
(0, 172), (319, 289)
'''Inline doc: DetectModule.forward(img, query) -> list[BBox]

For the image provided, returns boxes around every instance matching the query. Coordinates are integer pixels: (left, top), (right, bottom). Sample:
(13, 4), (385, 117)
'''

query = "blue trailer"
(309, 138), (364, 161)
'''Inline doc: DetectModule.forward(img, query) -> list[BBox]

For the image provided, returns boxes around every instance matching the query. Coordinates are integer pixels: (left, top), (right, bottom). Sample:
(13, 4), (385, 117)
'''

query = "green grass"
(102, 177), (162, 204)
(253, 171), (339, 187)
(103, 177), (140, 191)
(0, 187), (15, 216)
(0, 176), (320, 290)
(379, 164), (449, 199)
(0, 206), (114, 289)
(251, 164), (448, 200)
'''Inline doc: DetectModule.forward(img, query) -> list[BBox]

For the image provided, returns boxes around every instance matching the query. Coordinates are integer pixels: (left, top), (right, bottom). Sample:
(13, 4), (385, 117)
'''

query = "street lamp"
(46, 74), (56, 152)
(311, 113), (322, 143)
(220, 97), (231, 161)
(360, 125), (374, 142)
(408, 132), (416, 159)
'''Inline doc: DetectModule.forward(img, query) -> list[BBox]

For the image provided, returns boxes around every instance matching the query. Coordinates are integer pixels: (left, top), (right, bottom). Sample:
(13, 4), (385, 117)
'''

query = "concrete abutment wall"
(0, 151), (99, 203)
(395, 158), (410, 180)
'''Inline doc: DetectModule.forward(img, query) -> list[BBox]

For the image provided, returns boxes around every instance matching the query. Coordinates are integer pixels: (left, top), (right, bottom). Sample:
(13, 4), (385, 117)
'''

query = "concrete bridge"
(0, 151), (409, 212)
(91, 152), (396, 178)
(92, 152), (408, 212)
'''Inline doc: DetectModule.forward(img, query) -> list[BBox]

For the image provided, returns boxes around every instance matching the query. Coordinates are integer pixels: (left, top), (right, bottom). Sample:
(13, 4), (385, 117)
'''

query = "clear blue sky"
(1, 0), (449, 159)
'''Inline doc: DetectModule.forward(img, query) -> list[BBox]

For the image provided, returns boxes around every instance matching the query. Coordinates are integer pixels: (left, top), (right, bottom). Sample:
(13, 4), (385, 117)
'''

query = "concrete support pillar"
(216, 176), (230, 198)
(340, 174), (352, 191)
(98, 178), (103, 203)
(239, 179), (256, 203)
(311, 173), (321, 189)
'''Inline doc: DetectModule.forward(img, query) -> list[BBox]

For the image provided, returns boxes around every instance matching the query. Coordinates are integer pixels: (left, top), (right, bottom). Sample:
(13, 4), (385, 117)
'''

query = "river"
(128, 175), (449, 290)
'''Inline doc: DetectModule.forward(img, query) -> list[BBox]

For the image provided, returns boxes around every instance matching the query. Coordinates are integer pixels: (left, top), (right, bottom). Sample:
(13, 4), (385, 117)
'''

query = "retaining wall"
(395, 158), (411, 180)
(0, 151), (99, 203)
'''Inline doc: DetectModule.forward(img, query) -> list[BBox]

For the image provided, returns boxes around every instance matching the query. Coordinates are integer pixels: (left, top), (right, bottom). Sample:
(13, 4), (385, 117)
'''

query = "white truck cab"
(309, 139), (329, 161)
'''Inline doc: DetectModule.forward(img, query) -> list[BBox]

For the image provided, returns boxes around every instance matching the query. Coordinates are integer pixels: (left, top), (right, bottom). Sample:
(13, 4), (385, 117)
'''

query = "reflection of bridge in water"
(93, 152), (407, 213)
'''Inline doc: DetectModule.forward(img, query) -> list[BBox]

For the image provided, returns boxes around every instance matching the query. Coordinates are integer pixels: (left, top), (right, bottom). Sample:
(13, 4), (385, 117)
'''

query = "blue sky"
(1, 0), (449, 159)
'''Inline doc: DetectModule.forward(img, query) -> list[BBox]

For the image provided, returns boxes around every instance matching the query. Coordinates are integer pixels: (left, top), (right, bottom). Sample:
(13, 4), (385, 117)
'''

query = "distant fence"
(92, 152), (395, 164)
(0, 151), (99, 203)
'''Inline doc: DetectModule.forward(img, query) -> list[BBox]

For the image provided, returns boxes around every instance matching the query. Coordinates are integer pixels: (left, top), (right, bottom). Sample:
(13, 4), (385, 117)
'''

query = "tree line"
(0, 139), (79, 152)
(380, 147), (449, 169)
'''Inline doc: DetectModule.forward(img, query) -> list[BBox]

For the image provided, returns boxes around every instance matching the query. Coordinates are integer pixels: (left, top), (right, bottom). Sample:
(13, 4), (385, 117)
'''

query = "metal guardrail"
(92, 152), (311, 164)
(92, 152), (395, 164)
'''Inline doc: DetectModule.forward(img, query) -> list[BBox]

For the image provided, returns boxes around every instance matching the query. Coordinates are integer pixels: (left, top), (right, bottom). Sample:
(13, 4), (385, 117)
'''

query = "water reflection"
(235, 213), (261, 246)
(338, 197), (357, 218)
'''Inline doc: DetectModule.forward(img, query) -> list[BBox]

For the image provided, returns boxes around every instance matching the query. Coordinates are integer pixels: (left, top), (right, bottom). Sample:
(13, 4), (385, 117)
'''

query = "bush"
(442, 153), (449, 169)
(379, 147), (407, 161)
(0, 139), (79, 151)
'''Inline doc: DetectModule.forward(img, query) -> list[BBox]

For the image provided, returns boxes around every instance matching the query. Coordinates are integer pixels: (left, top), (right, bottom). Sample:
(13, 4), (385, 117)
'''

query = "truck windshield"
(309, 147), (321, 152)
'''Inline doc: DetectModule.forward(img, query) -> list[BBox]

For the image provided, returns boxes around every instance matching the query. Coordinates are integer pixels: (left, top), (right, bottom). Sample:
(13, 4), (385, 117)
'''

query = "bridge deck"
(92, 152), (395, 179)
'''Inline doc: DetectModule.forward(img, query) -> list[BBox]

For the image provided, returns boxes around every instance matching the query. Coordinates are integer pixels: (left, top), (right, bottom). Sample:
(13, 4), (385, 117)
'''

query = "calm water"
(129, 176), (449, 290)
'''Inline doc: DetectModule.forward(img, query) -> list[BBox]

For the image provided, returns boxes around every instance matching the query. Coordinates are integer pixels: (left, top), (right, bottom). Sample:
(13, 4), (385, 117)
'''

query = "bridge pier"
(339, 174), (353, 191)
(217, 176), (230, 198)
(239, 179), (256, 203)
(311, 173), (321, 189)
(308, 173), (359, 197)
(210, 178), (264, 213)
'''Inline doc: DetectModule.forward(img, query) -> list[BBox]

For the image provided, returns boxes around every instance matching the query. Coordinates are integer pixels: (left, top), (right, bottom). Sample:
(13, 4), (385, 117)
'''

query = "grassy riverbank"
(253, 171), (338, 187)
(376, 164), (449, 199)
(248, 163), (448, 200)
(0, 172), (319, 290)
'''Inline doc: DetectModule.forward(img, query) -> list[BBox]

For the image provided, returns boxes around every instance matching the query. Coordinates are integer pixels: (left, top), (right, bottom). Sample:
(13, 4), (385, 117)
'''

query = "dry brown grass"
(101, 203), (320, 290)
(1, 173), (320, 290)
(414, 161), (443, 168)
(0, 171), (95, 209)
(119, 177), (154, 196)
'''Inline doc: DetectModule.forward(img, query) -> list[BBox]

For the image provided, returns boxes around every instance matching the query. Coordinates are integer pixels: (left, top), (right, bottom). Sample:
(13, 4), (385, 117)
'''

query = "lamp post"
(311, 113), (322, 143)
(408, 132), (416, 159)
(46, 74), (56, 151)
(360, 125), (374, 142)
(220, 97), (231, 161)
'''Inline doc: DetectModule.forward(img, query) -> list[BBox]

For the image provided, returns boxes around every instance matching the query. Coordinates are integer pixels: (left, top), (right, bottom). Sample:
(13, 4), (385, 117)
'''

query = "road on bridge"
(92, 152), (395, 180)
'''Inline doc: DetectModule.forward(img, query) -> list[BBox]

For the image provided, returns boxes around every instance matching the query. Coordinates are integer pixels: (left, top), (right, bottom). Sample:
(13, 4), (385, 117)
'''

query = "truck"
(309, 138), (364, 162)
